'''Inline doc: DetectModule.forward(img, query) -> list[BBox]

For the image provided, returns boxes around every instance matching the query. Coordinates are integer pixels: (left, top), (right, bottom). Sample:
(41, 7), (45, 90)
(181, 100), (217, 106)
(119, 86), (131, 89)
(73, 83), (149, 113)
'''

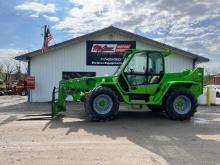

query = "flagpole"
(41, 25), (53, 53)
(43, 25), (47, 47)
(44, 25), (47, 38)
(42, 25), (47, 54)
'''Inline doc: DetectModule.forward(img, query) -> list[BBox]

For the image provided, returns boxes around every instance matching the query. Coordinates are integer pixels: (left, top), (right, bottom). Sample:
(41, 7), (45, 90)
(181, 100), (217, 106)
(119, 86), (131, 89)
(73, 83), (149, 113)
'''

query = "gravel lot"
(0, 96), (220, 165)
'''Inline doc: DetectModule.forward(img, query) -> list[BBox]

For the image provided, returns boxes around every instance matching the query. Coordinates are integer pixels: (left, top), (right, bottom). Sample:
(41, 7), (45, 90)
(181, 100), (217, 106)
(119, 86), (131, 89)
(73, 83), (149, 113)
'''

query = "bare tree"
(14, 62), (22, 80)
(0, 64), (4, 80)
(0, 64), (3, 72)
(20, 61), (28, 75)
(4, 62), (16, 83)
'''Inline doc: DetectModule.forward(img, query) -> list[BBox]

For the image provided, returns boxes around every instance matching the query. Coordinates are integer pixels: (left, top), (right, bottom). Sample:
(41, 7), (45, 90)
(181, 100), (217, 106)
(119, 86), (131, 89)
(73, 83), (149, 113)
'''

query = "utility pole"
(43, 25), (47, 45)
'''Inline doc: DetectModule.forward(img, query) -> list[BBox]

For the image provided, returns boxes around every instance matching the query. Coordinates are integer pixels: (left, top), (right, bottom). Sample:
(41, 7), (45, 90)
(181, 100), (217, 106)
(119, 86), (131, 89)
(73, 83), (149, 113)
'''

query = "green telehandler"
(52, 49), (203, 120)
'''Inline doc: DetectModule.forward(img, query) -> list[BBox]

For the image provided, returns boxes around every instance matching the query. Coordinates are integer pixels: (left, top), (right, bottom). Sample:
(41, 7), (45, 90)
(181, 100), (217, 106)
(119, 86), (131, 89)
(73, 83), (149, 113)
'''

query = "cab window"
(148, 52), (164, 84)
(148, 52), (164, 74)
(124, 52), (147, 74)
(124, 52), (147, 86)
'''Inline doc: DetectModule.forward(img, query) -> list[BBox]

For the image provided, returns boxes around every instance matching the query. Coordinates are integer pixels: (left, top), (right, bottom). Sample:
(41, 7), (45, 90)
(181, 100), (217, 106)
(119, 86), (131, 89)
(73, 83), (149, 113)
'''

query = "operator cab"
(124, 51), (164, 86)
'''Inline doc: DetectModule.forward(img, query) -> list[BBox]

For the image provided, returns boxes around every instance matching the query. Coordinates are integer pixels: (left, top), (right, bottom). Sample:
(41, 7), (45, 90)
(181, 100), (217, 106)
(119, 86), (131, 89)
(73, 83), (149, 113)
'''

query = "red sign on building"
(87, 41), (136, 66)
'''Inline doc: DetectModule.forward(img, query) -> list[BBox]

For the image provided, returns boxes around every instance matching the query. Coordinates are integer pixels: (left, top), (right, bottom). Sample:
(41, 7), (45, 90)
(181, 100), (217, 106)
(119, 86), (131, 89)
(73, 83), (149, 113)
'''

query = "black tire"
(164, 89), (197, 120)
(21, 90), (28, 96)
(85, 87), (119, 121)
(0, 91), (4, 96)
(84, 93), (88, 112)
(147, 105), (164, 112)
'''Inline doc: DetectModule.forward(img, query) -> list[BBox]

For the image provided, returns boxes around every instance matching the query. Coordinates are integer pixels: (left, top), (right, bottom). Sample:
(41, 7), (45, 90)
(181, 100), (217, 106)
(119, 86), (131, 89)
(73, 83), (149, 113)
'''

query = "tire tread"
(164, 88), (197, 120)
(85, 87), (119, 121)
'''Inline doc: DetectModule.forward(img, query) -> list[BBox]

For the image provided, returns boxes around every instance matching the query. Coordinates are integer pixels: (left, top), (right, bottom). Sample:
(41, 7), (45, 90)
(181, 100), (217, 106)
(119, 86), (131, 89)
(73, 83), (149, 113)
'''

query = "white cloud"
(55, 0), (114, 35)
(0, 49), (28, 72)
(55, 0), (220, 36)
(0, 49), (27, 59)
(0, 49), (28, 73)
(53, 0), (220, 72)
(43, 15), (60, 22)
(15, 2), (57, 17)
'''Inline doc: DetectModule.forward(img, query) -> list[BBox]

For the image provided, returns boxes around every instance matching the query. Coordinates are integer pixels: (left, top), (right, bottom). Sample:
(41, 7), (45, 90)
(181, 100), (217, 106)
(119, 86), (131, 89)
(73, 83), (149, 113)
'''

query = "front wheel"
(164, 89), (197, 120)
(85, 87), (119, 121)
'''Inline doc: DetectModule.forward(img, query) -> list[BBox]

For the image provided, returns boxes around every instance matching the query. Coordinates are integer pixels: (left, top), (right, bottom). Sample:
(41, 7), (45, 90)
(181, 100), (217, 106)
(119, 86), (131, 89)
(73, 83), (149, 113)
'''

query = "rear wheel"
(147, 105), (164, 112)
(85, 87), (119, 121)
(164, 89), (197, 120)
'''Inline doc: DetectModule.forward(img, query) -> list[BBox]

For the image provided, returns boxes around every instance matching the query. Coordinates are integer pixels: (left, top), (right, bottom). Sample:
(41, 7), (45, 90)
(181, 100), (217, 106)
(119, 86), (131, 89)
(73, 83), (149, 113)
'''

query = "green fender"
(149, 81), (203, 105)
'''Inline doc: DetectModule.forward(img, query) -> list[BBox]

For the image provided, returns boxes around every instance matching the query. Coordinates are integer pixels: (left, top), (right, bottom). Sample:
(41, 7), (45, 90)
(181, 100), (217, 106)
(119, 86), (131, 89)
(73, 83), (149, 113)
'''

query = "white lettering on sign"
(91, 44), (131, 53)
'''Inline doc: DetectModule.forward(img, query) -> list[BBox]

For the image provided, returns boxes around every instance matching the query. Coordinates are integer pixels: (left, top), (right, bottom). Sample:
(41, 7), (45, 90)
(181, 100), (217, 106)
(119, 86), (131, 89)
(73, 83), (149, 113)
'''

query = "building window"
(62, 72), (96, 80)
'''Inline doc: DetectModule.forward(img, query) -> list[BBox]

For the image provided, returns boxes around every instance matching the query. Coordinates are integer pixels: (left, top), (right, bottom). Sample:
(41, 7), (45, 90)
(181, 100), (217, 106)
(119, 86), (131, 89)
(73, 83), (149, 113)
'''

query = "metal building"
(16, 26), (209, 102)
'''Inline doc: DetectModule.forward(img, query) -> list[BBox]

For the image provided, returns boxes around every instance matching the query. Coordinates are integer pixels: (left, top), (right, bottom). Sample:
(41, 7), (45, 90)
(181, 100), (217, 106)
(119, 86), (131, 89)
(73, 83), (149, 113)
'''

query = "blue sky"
(0, 0), (71, 50)
(0, 0), (220, 73)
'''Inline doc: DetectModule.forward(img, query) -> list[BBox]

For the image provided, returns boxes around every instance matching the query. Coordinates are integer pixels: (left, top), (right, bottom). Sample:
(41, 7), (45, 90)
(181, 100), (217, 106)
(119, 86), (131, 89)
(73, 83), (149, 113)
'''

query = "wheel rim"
(93, 94), (113, 115)
(173, 95), (191, 114)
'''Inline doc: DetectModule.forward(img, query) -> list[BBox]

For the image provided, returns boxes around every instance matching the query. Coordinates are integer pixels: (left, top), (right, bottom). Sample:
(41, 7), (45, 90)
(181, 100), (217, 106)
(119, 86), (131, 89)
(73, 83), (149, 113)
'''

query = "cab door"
(122, 51), (164, 102)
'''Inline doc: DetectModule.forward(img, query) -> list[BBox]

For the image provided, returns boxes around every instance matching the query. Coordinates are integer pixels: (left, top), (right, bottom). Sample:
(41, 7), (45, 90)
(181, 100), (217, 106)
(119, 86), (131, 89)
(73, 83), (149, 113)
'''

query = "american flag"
(41, 26), (53, 54)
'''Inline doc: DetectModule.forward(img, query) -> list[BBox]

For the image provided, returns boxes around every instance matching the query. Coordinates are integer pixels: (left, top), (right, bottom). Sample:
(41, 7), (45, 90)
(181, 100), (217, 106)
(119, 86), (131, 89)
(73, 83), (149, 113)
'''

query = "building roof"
(15, 26), (209, 62)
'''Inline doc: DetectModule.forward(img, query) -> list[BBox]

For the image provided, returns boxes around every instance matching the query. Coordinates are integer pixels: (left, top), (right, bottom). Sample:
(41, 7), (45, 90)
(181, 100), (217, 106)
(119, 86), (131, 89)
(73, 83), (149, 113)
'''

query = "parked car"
(0, 91), (4, 96)
(209, 85), (220, 97)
